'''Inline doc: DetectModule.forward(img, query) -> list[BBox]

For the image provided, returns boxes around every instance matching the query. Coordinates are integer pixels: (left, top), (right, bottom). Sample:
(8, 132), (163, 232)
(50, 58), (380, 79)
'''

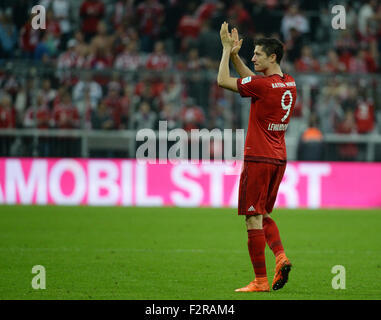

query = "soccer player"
(217, 22), (296, 292)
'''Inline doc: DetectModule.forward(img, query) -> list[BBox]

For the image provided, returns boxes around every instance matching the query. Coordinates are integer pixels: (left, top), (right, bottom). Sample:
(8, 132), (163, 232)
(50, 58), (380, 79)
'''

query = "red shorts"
(238, 161), (286, 215)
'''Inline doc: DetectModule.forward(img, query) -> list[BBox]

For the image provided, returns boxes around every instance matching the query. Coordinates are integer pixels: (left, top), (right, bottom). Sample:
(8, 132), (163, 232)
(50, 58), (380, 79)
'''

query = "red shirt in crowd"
(52, 103), (80, 129)
(180, 104), (205, 131)
(80, 0), (105, 34)
(355, 100), (375, 133)
(177, 15), (200, 39)
(0, 106), (15, 128)
(295, 57), (320, 72)
(103, 95), (124, 129)
(136, 0), (164, 36)
(19, 22), (40, 53)
(24, 106), (51, 129)
(146, 53), (172, 71)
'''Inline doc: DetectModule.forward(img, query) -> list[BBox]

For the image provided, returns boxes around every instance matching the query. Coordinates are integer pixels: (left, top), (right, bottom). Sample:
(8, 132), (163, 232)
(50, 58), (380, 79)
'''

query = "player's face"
(251, 46), (271, 72)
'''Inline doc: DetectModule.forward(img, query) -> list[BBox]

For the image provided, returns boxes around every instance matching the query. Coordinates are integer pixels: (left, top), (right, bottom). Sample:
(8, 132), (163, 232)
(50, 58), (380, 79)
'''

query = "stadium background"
(0, 0), (381, 301)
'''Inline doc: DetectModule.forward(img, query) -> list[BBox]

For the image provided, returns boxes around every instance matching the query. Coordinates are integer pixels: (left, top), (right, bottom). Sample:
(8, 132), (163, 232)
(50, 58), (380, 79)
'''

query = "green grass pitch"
(0, 205), (380, 300)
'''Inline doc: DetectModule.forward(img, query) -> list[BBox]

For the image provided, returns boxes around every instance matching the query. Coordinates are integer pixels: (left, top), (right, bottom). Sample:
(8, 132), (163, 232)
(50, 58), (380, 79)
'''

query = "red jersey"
(237, 73), (297, 162)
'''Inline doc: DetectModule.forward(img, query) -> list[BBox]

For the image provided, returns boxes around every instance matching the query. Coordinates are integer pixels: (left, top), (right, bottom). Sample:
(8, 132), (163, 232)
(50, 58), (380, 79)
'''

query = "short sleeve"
(236, 76), (266, 99)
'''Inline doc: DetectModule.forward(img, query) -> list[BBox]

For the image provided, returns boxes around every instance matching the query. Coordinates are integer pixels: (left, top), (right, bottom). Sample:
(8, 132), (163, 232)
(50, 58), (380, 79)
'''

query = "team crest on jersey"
(241, 76), (252, 84)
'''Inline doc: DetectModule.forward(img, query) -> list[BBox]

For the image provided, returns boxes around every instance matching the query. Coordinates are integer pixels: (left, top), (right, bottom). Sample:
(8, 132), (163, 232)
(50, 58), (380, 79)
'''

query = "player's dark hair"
(254, 38), (284, 64)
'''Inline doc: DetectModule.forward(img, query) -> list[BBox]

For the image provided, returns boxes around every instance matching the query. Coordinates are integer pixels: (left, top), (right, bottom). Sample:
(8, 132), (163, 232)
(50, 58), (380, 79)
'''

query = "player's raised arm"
(217, 22), (239, 92)
(230, 28), (255, 78)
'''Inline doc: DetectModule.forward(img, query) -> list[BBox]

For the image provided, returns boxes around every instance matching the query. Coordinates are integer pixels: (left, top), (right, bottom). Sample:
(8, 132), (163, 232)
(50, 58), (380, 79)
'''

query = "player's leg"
(235, 162), (271, 292)
(265, 164), (292, 290)
(246, 215), (266, 280)
(235, 214), (269, 292)
(263, 213), (285, 258)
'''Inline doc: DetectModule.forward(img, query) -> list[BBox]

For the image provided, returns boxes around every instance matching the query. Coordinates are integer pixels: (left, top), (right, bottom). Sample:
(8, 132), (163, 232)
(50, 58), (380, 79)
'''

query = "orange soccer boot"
(272, 253), (292, 291)
(235, 277), (270, 292)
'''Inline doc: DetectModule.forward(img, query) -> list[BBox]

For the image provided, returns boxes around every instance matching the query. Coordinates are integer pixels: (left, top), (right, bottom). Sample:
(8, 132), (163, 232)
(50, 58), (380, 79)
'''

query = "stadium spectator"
(103, 83), (127, 129)
(295, 45), (320, 72)
(45, 9), (62, 39)
(112, 24), (139, 56)
(160, 76), (184, 107)
(341, 86), (358, 113)
(344, 1), (359, 32)
(0, 9), (18, 60)
(158, 102), (180, 130)
(1, 70), (20, 101)
(19, 13), (41, 58)
(56, 38), (81, 85)
(14, 78), (34, 126)
(348, 49), (372, 73)
(114, 40), (142, 72)
(358, 0), (378, 37)
(136, 0), (164, 52)
(179, 97), (205, 131)
(197, 20), (221, 64)
(113, 0), (136, 29)
(280, 4), (309, 42)
(131, 100), (157, 130)
(208, 98), (231, 130)
(23, 95), (51, 129)
(80, 0), (105, 42)
(44, 0), (72, 48)
(52, 91), (80, 129)
(90, 20), (114, 53)
(85, 45), (113, 85)
(91, 100), (115, 130)
(227, 0), (254, 35)
(51, 91), (80, 156)
(322, 49), (346, 73)
(179, 47), (210, 108)
(176, 2), (201, 52)
(195, 1), (217, 23)
(0, 93), (15, 129)
(119, 83), (133, 120)
(0, 93), (15, 155)
(75, 87), (93, 127)
(86, 44), (113, 70)
(134, 75), (161, 112)
(72, 72), (103, 109)
(146, 41), (172, 71)
(335, 110), (359, 161)
(297, 113), (325, 161)
(284, 27), (304, 63)
(37, 79), (56, 110)
(355, 98), (375, 134)
(33, 31), (58, 62)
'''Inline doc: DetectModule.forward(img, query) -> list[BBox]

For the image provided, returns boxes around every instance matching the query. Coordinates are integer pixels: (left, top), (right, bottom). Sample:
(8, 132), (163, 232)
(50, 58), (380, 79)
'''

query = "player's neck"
(264, 65), (283, 77)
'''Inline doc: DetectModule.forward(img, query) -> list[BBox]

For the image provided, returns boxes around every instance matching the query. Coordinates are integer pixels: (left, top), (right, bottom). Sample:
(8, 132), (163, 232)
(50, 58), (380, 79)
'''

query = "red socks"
(247, 229), (267, 278)
(263, 217), (284, 257)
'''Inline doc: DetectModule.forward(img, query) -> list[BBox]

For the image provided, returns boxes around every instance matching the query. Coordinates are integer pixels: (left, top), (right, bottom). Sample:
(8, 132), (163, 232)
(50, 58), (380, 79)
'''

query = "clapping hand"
(220, 22), (234, 50)
(231, 27), (243, 55)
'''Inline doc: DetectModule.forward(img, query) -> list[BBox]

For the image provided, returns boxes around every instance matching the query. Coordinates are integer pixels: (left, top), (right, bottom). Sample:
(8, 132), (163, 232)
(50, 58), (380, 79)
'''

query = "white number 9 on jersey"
(281, 90), (293, 122)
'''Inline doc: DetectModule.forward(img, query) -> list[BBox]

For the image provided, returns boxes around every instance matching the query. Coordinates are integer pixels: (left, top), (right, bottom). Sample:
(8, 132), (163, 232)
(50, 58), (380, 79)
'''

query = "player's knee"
(245, 214), (263, 229)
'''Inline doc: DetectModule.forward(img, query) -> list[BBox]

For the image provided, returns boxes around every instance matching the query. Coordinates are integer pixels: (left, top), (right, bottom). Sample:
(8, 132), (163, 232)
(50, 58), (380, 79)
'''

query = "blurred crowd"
(0, 0), (381, 159)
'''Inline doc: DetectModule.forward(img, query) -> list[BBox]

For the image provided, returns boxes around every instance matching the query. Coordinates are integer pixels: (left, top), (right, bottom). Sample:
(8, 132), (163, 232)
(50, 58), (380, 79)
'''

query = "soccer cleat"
(272, 254), (292, 291)
(235, 277), (270, 292)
